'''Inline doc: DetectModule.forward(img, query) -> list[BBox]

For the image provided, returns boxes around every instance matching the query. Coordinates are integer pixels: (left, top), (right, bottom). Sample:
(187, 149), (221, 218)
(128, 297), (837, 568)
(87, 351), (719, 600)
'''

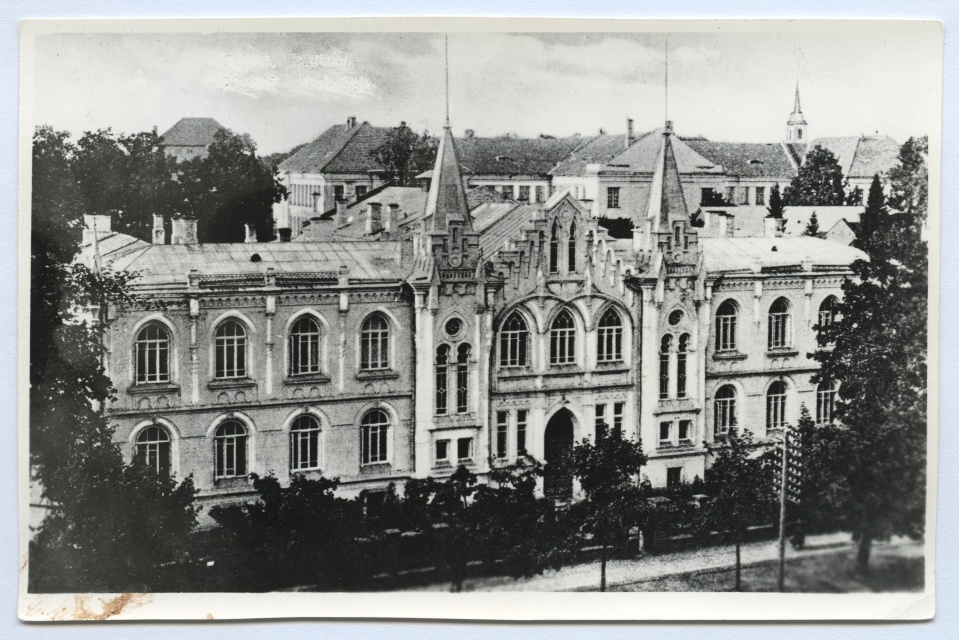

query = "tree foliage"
(368, 123), (438, 186)
(803, 210), (826, 238)
(766, 183), (785, 219)
(783, 145), (847, 206)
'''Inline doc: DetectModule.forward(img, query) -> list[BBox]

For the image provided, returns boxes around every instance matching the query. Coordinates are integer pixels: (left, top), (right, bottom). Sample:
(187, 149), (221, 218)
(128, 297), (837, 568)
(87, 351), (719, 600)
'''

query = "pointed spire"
(793, 81), (802, 115)
(788, 81), (807, 126)
(645, 124), (689, 231)
(424, 126), (471, 233)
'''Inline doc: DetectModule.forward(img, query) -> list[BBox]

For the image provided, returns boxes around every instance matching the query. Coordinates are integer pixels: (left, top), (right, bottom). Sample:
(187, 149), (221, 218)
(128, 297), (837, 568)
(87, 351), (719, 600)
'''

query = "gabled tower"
(786, 82), (808, 142)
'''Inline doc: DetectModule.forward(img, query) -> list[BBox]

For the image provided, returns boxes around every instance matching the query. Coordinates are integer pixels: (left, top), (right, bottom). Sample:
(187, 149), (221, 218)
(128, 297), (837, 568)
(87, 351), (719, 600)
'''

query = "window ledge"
(433, 461), (453, 469)
(594, 363), (629, 374)
(127, 383), (179, 395)
(497, 367), (537, 379)
(547, 364), (580, 374)
(284, 373), (331, 386)
(766, 348), (799, 358)
(357, 370), (399, 381)
(208, 378), (257, 390)
(713, 351), (747, 361)
(214, 475), (251, 488)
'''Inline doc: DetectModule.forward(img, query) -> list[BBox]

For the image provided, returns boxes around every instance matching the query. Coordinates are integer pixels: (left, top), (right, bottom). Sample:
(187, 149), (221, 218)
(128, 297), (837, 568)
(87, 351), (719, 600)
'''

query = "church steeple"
(786, 82), (808, 142)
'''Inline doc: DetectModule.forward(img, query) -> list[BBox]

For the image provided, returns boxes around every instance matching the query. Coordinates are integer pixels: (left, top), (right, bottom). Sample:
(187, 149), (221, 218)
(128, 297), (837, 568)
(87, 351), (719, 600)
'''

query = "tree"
(368, 122), (438, 187)
(701, 188), (730, 207)
(703, 427), (776, 591)
(783, 145), (846, 206)
(803, 211), (826, 238)
(766, 183), (785, 219)
(568, 428), (648, 591)
(810, 160), (928, 573)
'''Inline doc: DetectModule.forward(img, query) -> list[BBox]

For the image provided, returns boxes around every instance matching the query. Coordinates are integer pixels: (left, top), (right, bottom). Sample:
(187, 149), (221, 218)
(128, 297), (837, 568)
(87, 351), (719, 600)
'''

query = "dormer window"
(495, 155), (511, 162)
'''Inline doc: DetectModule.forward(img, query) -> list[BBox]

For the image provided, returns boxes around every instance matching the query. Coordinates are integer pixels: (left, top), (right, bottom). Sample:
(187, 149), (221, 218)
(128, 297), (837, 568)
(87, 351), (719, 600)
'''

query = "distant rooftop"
(702, 236), (866, 274)
(159, 117), (225, 147)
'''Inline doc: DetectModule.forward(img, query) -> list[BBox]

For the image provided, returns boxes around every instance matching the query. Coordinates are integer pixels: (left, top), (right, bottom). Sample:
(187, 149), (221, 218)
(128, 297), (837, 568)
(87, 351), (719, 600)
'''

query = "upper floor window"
(214, 420), (248, 479)
(768, 297), (792, 349)
(738, 186), (750, 205)
(568, 222), (577, 272)
(517, 185), (530, 202)
(659, 335), (672, 399)
(361, 408), (390, 464)
(215, 320), (247, 379)
(289, 315), (322, 376)
(135, 322), (170, 384)
(714, 385), (737, 437)
(549, 309), (576, 365)
(355, 185), (368, 198)
(755, 186), (766, 206)
(549, 223), (559, 274)
(818, 296), (839, 343)
(334, 184), (345, 199)
(766, 381), (787, 430)
(290, 414), (321, 471)
(435, 345), (450, 415)
(361, 314), (390, 371)
(715, 300), (738, 352)
(597, 308), (624, 363)
(456, 344), (471, 413)
(677, 334), (689, 398)
(135, 425), (171, 477)
(499, 312), (529, 367)
(607, 187), (620, 209)
(816, 381), (838, 426)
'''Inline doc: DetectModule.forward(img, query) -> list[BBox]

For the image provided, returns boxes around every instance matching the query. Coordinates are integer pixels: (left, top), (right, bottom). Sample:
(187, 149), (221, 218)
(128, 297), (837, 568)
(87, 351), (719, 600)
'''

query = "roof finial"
(444, 35), (451, 129)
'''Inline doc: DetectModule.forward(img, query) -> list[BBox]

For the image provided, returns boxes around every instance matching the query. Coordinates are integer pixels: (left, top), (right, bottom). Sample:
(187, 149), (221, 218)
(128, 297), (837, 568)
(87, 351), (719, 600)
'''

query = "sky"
(27, 26), (941, 155)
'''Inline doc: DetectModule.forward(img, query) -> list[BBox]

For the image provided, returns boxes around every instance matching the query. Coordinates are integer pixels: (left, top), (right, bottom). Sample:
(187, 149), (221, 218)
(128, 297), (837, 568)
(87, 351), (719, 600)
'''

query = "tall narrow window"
(677, 334), (689, 398)
(659, 335), (672, 399)
(289, 315), (322, 376)
(613, 402), (624, 436)
(516, 409), (528, 455)
(768, 298), (792, 349)
(606, 187), (620, 209)
(499, 312), (529, 367)
(435, 345), (450, 415)
(816, 381), (838, 426)
(755, 186), (766, 206)
(595, 404), (607, 439)
(568, 222), (577, 272)
(549, 309), (576, 365)
(766, 381), (787, 430)
(496, 411), (509, 459)
(215, 320), (247, 379)
(714, 385), (737, 437)
(456, 344), (471, 413)
(597, 308), (623, 362)
(135, 425), (171, 477)
(361, 314), (390, 371)
(715, 300), (738, 352)
(549, 223), (559, 274)
(135, 322), (170, 384)
(818, 296), (839, 343)
(214, 420), (248, 479)
(361, 409), (390, 464)
(290, 414), (321, 471)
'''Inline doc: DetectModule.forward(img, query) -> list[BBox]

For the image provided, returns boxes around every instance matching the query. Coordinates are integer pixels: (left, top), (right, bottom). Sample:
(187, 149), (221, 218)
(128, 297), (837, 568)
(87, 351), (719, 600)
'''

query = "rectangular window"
(496, 411), (509, 459)
(534, 185), (545, 203)
(613, 402), (624, 436)
(518, 185), (530, 202)
(738, 186), (750, 205)
(755, 186), (766, 206)
(606, 187), (621, 209)
(355, 185), (367, 198)
(516, 410), (528, 455)
(595, 404), (607, 439)
(679, 420), (692, 443)
(677, 349), (687, 399)
(724, 186), (735, 203)
(659, 421), (672, 446)
(659, 350), (670, 399)
(456, 359), (469, 413)
(667, 467), (682, 489)
(457, 437), (473, 462)
(362, 424), (388, 464)
(435, 439), (450, 465)
(334, 185), (345, 200)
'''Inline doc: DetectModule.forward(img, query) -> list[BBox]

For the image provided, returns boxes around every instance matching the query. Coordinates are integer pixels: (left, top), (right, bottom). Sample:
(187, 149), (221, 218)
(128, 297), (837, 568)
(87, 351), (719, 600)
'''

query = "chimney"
(384, 204), (399, 234)
(82, 214), (112, 245)
(244, 223), (257, 243)
(171, 216), (198, 245)
(626, 118), (634, 148)
(347, 116), (357, 128)
(764, 217), (784, 238)
(152, 214), (165, 244)
(278, 228), (292, 242)
(306, 217), (326, 241)
(365, 202), (382, 235)
(665, 120), (674, 134)
(335, 198), (347, 227)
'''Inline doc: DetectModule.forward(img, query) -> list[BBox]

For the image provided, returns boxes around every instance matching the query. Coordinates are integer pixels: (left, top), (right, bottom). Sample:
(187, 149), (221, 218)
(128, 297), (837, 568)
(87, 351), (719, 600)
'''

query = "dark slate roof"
(467, 185), (516, 208)
(805, 136), (899, 180)
(607, 128), (722, 175)
(550, 134), (627, 177)
(159, 118), (224, 147)
(658, 134), (691, 224)
(684, 141), (798, 179)
(455, 136), (590, 177)
(474, 203), (538, 258)
(278, 122), (390, 174)
(425, 127), (472, 231)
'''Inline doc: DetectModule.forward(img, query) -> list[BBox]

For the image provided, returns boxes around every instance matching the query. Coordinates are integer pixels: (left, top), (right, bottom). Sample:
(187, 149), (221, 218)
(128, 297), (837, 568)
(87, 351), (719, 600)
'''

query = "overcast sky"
(28, 27), (940, 155)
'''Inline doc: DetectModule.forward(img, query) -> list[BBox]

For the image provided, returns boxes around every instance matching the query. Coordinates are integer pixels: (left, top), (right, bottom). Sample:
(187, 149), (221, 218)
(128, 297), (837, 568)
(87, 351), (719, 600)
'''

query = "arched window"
(214, 420), (248, 479)
(135, 425), (171, 477)
(135, 322), (171, 384)
(714, 385), (737, 437)
(677, 334), (690, 398)
(361, 409), (390, 464)
(499, 312), (529, 367)
(361, 314), (390, 371)
(549, 222), (559, 274)
(715, 300), (738, 352)
(549, 309), (576, 365)
(597, 308), (623, 363)
(659, 335), (673, 400)
(289, 315), (322, 376)
(766, 381), (787, 430)
(568, 222), (577, 272)
(290, 414), (321, 471)
(768, 298), (792, 349)
(818, 296), (839, 343)
(456, 344), (471, 413)
(435, 345), (450, 415)
(215, 320), (247, 379)
(816, 380), (838, 426)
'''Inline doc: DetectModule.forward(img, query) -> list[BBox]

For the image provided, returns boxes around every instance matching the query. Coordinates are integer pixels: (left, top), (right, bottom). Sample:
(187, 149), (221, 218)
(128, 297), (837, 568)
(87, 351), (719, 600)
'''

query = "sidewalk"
(403, 532), (921, 592)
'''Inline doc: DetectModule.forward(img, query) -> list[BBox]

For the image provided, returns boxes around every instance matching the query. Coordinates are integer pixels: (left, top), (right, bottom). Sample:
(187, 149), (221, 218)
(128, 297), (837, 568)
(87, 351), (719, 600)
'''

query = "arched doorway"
(544, 408), (575, 500)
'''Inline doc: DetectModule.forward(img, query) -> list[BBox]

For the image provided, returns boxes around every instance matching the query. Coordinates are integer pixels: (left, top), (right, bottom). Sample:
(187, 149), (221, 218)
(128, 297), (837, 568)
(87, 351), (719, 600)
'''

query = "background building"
(159, 117), (226, 162)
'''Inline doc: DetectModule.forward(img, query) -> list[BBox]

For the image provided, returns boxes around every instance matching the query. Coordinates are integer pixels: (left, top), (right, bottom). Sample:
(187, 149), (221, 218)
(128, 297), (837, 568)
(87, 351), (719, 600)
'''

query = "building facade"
(158, 117), (226, 162)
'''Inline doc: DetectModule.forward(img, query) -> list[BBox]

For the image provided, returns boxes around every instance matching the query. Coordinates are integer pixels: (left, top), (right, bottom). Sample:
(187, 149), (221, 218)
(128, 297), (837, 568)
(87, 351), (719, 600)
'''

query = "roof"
(278, 122), (390, 174)
(455, 136), (589, 177)
(809, 136), (900, 179)
(80, 231), (151, 268)
(698, 205), (864, 239)
(685, 141), (798, 179)
(467, 185), (516, 208)
(606, 128), (722, 175)
(550, 134), (628, 177)
(328, 187), (430, 239)
(159, 118), (224, 147)
(104, 241), (407, 286)
(424, 127), (471, 232)
(474, 203), (538, 258)
(702, 237), (866, 274)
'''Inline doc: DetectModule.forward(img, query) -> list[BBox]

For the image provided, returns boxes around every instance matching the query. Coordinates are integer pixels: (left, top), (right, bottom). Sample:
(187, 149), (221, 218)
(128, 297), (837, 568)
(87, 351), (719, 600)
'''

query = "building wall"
(162, 145), (210, 162)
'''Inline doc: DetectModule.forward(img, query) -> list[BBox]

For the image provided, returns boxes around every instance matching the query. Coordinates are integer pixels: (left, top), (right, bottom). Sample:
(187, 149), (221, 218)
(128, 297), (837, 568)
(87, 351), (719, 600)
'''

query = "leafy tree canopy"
(368, 123), (438, 187)
(783, 145), (847, 206)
